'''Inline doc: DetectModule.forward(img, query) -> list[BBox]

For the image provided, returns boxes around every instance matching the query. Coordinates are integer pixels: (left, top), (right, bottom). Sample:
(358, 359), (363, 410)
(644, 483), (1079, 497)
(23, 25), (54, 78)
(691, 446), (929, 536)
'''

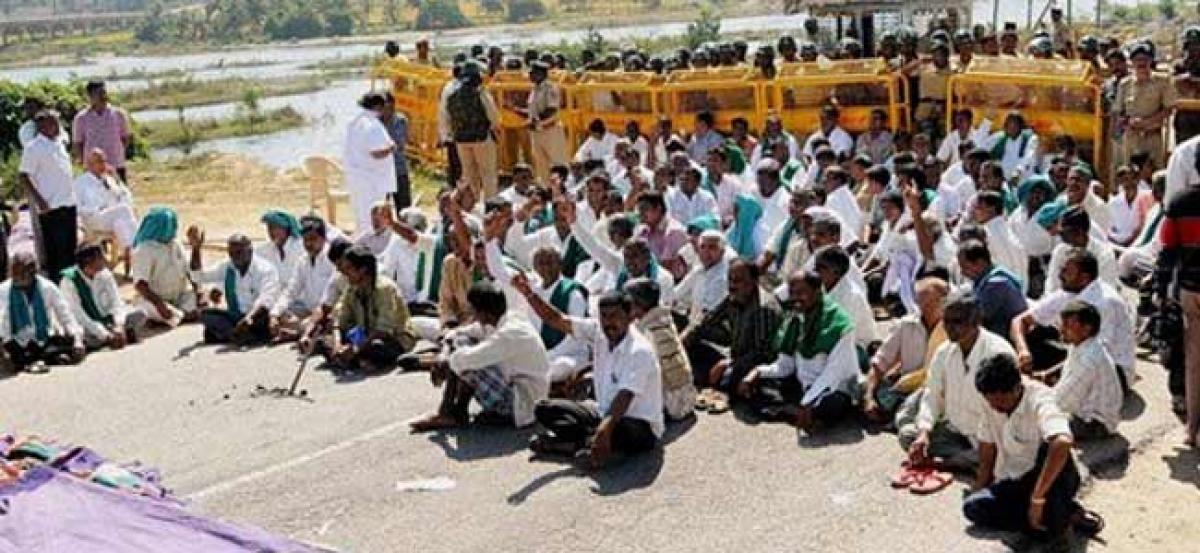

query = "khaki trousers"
(529, 125), (568, 183)
(1122, 127), (1165, 168)
(456, 139), (498, 200)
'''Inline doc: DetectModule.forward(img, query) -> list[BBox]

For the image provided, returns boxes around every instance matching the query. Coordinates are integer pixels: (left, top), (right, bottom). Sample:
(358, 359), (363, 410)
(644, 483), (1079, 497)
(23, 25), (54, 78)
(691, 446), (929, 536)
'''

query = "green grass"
(119, 75), (333, 111)
(139, 107), (305, 149)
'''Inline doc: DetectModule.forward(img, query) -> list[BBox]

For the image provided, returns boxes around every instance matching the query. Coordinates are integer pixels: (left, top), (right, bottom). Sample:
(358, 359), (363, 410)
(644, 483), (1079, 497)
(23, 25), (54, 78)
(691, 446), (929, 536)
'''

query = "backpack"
(447, 85), (491, 143)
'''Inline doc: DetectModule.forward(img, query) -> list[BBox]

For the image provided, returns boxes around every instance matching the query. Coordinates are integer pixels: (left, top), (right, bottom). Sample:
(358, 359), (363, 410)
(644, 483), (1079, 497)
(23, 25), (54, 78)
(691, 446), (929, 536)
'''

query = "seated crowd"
(14, 31), (1200, 545)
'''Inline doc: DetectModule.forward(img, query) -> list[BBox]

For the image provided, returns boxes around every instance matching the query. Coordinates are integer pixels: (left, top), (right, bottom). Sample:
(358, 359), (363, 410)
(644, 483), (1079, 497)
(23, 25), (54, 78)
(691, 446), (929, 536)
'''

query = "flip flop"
(707, 392), (730, 414)
(889, 462), (922, 489)
(908, 468), (954, 495)
(695, 389), (714, 412)
(1074, 508), (1105, 538)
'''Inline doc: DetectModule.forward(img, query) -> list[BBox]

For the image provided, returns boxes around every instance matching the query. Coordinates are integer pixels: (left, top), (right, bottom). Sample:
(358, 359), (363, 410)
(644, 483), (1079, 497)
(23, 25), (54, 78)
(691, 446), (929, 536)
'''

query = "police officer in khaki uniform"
(518, 61), (568, 183)
(914, 40), (953, 140)
(1114, 43), (1177, 166)
(953, 29), (975, 71)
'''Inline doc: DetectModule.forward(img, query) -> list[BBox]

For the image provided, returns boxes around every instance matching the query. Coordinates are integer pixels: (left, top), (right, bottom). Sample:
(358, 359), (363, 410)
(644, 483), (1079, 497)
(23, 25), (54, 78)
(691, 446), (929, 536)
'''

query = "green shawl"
(62, 266), (112, 326)
(771, 297), (853, 359)
(540, 278), (587, 349)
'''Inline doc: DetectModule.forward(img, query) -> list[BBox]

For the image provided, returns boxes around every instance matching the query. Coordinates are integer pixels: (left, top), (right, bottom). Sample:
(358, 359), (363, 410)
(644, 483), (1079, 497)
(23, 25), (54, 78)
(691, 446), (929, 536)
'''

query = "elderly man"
(187, 226), (279, 345)
(864, 276), (949, 423)
(411, 281), (549, 432)
(761, 187), (816, 281)
(683, 259), (781, 412)
(0, 252), (86, 372)
(900, 290), (1017, 471)
(674, 230), (730, 324)
(739, 270), (857, 430)
(19, 109), (78, 281)
(988, 112), (1040, 180)
(522, 246), (590, 387)
(75, 148), (137, 253)
(802, 105), (854, 160)
(60, 244), (145, 350)
(751, 158), (791, 232)
(130, 207), (197, 327)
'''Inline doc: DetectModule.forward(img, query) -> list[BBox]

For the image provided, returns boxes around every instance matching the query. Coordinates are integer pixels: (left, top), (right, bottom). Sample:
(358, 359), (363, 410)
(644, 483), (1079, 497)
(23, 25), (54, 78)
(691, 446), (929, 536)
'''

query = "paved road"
(0, 326), (1189, 552)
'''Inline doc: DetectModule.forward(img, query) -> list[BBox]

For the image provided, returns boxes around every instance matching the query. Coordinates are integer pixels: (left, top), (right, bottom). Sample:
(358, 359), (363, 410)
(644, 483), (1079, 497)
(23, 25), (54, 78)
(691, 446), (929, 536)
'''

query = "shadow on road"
(1078, 435), (1132, 480)
(965, 525), (1095, 552)
(426, 426), (534, 462)
(1161, 446), (1200, 488)
(1120, 391), (1146, 420)
(796, 421), (865, 448)
(506, 448), (666, 504)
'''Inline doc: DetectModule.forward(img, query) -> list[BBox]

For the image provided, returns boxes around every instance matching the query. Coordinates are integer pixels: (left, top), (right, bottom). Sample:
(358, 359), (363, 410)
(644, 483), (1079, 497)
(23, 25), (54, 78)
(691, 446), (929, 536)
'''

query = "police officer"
(520, 60), (568, 183)
(953, 29), (975, 70)
(1114, 42), (1177, 166)
(914, 40), (953, 140)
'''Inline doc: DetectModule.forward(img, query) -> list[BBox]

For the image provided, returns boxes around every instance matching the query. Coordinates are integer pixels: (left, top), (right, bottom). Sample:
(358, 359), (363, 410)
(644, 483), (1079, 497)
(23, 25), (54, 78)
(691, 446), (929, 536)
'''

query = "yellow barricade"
(486, 69), (579, 172)
(661, 67), (767, 134)
(948, 57), (1103, 180)
(570, 71), (664, 145)
(770, 59), (906, 135)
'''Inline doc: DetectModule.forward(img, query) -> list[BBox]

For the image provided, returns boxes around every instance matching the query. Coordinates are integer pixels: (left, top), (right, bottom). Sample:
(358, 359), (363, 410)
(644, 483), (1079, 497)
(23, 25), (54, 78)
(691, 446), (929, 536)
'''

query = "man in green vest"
(528, 246), (590, 394)
(60, 244), (146, 350)
(737, 270), (858, 431)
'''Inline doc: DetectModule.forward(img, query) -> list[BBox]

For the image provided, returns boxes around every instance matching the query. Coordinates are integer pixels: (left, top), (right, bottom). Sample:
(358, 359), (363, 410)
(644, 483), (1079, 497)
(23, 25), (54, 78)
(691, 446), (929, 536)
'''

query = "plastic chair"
(302, 156), (351, 227)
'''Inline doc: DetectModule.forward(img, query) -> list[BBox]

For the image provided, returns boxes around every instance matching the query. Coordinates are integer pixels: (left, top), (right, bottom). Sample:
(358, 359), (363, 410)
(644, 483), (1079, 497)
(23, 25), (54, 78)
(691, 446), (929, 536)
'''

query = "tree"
(685, 5), (721, 50)
(505, 0), (546, 23)
(414, 0), (470, 30)
(1158, 0), (1178, 19)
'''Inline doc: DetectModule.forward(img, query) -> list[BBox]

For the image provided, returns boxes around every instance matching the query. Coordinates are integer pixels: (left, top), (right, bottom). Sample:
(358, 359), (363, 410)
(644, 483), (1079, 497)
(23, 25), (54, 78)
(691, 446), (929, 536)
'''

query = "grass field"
(119, 75), (335, 111)
(138, 107), (306, 149)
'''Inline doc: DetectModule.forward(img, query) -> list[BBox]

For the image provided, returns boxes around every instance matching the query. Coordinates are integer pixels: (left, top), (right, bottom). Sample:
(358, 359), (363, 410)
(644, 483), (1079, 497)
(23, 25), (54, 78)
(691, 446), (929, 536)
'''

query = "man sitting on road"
(255, 209), (305, 287)
(899, 290), (1016, 472)
(1042, 301), (1123, 440)
(322, 246), (416, 373)
(130, 207), (198, 327)
(739, 270), (858, 430)
(963, 353), (1103, 540)
(864, 276), (949, 424)
(410, 281), (549, 431)
(187, 226), (280, 345)
(515, 279), (663, 468)
(956, 240), (1027, 341)
(812, 245), (879, 361)
(0, 251), (86, 373)
(1044, 207), (1119, 294)
(270, 216), (336, 343)
(60, 244), (145, 350)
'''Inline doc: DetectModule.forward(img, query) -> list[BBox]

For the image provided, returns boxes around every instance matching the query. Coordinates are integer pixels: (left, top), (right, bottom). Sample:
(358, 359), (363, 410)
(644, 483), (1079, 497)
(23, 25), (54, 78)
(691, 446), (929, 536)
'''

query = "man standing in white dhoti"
(342, 93), (396, 233)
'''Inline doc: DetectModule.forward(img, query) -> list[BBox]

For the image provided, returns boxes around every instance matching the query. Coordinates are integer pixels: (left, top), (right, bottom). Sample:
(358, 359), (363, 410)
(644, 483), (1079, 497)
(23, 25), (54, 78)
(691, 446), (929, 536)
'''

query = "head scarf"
(261, 209), (301, 238)
(686, 214), (720, 235)
(724, 139), (748, 175)
(1017, 174), (1056, 206)
(726, 194), (764, 260)
(133, 207), (179, 247)
(1034, 198), (1068, 229)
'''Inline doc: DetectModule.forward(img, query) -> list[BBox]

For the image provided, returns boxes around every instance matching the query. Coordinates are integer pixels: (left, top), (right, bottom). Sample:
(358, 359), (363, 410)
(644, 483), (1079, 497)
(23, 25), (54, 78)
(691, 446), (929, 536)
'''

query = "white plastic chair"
(302, 156), (351, 227)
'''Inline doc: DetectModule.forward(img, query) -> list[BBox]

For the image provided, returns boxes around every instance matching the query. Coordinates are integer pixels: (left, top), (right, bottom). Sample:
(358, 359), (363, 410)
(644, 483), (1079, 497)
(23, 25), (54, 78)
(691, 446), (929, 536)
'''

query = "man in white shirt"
(738, 270), (857, 430)
(963, 354), (1099, 539)
(75, 148), (137, 251)
(0, 251), (86, 372)
(749, 115), (801, 169)
(902, 290), (1016, 471)
(516, 281), (663, 467)
(1164, 132), (1200, 203)
(937, 109), (991, 165)
(256, 210), (305, 288)
(411, 281), (551, 432)
(674, 230), (729, 323)
(1012, 248), (1135, 387)
(1064, 165), (1111, 241)
(987, 111), (1040, 180)
(270, 216), (335, 343)
(1107, 166), (1152, 246)
(802, 104), (854, 161)
(751, 159), (791, 233)
(343, 93), (396, 233)
(702, 148), (744, 223)
(527, 246), (590, 385)
(1044, 207), (1119, 294)
(130, 207), (197, 327)
(356, 202), (403, 258)
(574, 119), (620, 164)
(1044, 301), (1123, 439)
(60, 244), (145, 350)
(187, 227), (280, 345)
(760, 188), (816, 282)
(973, 190), (1028, 287)
(17, 98), (68, 149)
(821, 166), (864, 243)
(813, 246), (878, 355)
(1116, 172), (1166, 283)
(19, 110), (78, 281)
(666, 167), (718, 226)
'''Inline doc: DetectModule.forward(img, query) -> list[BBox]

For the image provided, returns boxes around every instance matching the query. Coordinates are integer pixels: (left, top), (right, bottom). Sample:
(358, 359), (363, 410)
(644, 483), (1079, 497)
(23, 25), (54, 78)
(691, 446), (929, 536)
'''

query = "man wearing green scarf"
(61, 244), (146, 350)
(527, 246), (589, 389)
(738, 270), (857, 430)
(187, 226), (280, 345)
(131, 206), (198, 327)
(256, 209), (305, 287)
(1, 252), (85, 372)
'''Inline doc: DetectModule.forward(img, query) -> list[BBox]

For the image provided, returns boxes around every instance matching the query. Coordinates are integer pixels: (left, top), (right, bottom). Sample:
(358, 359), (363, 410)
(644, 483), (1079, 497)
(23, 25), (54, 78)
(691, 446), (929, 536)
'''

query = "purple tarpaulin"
(0, 467), (326, 553)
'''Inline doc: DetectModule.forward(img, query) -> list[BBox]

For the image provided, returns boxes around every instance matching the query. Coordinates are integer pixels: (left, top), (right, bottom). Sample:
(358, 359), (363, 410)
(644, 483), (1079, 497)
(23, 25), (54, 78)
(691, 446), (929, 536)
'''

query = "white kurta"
(343, 109), (396, 232)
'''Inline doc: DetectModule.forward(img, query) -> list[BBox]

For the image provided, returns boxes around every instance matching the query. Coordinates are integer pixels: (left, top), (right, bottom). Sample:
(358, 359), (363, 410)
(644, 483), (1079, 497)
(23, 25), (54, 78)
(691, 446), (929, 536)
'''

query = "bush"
(415, 0), (472, 30)
(266, 10), (325, 40)
(506, 0), (547, 23)
(325, 10), (357, 37)
(685, 5), (721, 50)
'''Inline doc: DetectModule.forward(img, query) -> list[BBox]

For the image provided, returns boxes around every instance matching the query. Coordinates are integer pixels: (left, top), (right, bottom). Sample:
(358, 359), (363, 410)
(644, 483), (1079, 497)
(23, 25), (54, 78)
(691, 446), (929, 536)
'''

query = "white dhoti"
(135, 291), (198, 327)
(82, 204), (138, 248)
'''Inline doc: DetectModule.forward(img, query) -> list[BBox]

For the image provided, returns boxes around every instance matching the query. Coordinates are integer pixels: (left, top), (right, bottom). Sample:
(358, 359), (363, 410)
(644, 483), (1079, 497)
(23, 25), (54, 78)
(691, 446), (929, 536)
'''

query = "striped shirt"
(1054, 337), (1122, 433)
(691, 288), (782, 378)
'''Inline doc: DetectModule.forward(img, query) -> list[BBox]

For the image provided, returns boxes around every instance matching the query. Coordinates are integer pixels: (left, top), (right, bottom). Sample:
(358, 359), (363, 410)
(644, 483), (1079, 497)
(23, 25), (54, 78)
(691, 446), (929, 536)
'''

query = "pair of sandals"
(694, 388), (730, 414)
(890, 460), (954, 495)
